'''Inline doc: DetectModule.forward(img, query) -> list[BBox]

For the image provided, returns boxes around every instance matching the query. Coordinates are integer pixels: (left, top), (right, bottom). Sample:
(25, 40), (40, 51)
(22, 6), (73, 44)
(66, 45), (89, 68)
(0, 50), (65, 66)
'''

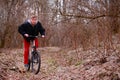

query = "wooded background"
(0, 0), (120, 50)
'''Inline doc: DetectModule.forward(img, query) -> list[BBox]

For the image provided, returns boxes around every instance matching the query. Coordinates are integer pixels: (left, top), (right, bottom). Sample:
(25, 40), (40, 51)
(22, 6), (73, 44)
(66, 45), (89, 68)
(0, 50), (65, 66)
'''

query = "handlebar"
(28, 35), (42, 38)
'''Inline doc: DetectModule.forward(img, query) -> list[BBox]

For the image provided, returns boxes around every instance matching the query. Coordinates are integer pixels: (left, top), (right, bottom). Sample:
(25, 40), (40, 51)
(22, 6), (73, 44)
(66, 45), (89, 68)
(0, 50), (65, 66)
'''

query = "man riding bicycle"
(18, 14), (45, 71)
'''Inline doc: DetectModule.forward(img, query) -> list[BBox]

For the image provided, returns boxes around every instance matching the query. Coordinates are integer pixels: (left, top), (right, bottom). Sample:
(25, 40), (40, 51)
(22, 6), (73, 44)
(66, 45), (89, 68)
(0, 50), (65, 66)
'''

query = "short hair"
(30, 12), (37, 18)
(31, 15), (37, 19)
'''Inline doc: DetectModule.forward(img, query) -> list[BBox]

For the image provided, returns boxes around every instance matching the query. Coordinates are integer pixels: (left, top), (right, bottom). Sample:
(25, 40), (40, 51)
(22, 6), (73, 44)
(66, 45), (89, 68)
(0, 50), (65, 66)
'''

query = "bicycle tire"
(31, 51), (41, 74)
(27, 59), (31, 71)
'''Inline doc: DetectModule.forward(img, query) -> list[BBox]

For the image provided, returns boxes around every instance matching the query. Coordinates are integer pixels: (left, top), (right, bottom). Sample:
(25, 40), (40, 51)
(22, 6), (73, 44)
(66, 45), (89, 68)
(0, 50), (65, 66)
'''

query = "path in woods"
(0, 46), (120, 80)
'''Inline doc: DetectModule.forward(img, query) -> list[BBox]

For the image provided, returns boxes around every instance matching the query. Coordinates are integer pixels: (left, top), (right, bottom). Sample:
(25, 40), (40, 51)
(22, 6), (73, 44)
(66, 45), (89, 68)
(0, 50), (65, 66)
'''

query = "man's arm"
(18, 24), (28, 37)
(38, 22), (45, 36)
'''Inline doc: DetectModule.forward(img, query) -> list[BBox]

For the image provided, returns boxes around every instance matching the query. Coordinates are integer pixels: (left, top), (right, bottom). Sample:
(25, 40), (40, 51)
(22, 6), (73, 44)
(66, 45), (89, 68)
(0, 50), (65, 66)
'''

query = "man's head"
(30, 14), (37, 25)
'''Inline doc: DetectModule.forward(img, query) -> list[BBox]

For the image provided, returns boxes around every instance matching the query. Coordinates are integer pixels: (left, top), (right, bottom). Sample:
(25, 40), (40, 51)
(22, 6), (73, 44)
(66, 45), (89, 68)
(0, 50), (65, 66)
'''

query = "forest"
(0, 0), (120, 80)
(0, 0), (119, 49)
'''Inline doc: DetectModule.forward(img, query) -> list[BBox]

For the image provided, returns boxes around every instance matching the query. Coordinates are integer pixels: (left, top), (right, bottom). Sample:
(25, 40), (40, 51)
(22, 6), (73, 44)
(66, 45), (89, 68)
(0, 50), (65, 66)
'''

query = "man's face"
(31, 17), (37, 25)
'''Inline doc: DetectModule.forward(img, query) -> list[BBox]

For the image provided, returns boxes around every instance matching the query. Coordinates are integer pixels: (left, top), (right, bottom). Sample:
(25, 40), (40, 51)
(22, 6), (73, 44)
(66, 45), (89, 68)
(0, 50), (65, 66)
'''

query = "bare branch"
(59, 10), (120, 19)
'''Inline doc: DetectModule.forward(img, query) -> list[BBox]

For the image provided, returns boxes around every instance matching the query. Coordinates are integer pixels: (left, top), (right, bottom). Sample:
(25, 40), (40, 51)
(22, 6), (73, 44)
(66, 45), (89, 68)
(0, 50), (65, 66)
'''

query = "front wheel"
(31, 51), (41, 74)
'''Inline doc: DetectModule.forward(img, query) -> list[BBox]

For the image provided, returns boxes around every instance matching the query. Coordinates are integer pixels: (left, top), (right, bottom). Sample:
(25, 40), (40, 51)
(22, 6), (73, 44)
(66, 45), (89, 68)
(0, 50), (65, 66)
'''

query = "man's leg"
(23, 39), (30, 65)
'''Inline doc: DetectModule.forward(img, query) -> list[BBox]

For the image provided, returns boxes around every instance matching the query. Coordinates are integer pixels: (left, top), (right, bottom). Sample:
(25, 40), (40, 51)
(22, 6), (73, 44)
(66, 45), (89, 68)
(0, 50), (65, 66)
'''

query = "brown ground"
(0, 46), (120, 80)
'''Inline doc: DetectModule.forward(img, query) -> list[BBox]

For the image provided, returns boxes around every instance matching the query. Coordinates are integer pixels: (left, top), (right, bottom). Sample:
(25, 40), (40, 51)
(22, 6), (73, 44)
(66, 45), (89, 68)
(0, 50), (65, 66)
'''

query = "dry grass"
(0, 45), (120, 80)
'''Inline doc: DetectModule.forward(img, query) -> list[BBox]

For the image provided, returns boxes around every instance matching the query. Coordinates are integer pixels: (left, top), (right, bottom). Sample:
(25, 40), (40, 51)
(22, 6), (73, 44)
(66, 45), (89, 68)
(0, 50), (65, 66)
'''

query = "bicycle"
(27, 35), (41, 74)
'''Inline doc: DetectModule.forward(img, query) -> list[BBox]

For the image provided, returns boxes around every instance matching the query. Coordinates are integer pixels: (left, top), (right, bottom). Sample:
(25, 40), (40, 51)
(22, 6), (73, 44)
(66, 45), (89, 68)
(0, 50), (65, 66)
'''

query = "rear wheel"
(31, 51), (41, 74)
(27, 59), (31, 71)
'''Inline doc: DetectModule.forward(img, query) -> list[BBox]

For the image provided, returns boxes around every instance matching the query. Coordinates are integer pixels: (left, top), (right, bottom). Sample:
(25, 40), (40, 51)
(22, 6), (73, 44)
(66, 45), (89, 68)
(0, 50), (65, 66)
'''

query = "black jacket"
(18, 21), (45, 42)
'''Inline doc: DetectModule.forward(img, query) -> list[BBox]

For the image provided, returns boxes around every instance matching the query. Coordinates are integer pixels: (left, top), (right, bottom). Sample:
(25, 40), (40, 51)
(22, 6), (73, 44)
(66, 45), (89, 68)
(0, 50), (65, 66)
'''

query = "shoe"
(24, 64), (29, 71)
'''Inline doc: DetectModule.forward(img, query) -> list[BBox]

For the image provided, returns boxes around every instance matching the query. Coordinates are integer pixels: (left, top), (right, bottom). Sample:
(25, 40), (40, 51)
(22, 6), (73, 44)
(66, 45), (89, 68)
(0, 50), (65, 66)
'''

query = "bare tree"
(0, 0), (120, 49)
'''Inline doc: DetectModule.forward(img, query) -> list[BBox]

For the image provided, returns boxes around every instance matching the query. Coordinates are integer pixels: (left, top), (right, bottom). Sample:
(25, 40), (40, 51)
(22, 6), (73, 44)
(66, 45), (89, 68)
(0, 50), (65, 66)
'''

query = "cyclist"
(18, 14), (45, 71)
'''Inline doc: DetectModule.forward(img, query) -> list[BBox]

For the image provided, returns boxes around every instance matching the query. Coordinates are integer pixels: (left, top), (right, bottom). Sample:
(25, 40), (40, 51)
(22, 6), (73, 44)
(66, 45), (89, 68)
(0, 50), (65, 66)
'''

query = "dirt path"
(0, 47), (120, 80)
(0, 47), (67, 80)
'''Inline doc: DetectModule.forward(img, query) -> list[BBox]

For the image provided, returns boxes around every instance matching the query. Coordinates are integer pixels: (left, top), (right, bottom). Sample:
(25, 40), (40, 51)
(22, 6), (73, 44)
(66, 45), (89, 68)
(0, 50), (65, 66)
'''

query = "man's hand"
(41, 35), (45, 38)
(24, 34), (29, 37)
